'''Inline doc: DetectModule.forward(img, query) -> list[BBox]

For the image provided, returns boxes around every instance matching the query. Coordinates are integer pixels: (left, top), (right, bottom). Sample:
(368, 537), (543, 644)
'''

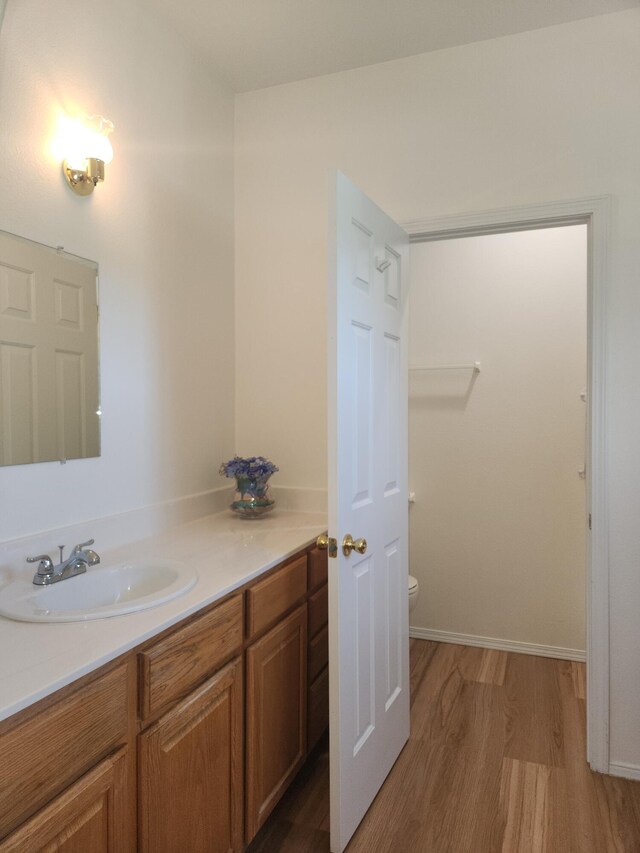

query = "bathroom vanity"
(0, 514), (328, 852)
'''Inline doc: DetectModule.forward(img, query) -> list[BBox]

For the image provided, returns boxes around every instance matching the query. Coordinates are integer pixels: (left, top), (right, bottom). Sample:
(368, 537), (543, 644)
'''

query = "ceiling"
(151, 0), (639, 93)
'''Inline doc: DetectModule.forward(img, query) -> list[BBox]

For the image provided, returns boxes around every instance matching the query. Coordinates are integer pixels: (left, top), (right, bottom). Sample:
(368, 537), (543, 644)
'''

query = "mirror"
(0, 230), (100, 466)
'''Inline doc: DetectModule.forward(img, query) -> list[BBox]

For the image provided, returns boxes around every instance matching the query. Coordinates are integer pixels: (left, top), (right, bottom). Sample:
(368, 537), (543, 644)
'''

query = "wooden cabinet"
(307, 547), (329, 753)
(0, 660), (134, 844)
(0, 748), (131, 853)
(308, 665), (329, 752)
(308, 583), (328, 639)
(0, 543), (324, 851)
(138, 658), (243, 853)
(245, 603), (308, 842)
(308, 546), (328, 591)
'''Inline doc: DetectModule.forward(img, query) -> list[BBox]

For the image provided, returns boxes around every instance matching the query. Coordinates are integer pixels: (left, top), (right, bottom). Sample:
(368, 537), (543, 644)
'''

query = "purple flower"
(219, 455), (279, 480)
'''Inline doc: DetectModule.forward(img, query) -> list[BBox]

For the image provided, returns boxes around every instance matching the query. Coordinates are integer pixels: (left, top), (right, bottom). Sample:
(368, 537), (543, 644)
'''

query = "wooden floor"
(247, 639), (640, 852)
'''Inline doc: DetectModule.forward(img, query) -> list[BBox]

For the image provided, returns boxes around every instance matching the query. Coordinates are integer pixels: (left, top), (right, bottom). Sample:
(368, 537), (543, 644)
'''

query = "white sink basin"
(0, 559), (197, 623)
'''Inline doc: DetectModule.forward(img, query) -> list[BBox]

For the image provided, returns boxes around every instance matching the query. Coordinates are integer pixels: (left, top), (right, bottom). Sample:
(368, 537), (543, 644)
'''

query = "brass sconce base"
(62, 157), (105, 196)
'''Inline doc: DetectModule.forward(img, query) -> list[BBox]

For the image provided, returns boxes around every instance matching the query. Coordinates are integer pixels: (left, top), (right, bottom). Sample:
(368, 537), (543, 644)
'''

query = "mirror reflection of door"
(0, 232), (99, 466)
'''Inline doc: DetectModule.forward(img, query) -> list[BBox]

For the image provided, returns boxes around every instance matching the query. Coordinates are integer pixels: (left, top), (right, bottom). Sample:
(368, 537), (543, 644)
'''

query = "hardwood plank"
(409, 641), (462, 718)
(504, 654), (565, 768)
(559, 672), (640, 853)
(595, 772), (640, 853)
(408, 638), (438, 707)
(571, 661), (586, 700)
(412, 650), (506, 759)
(500, 757), (568, 852)
(280, 743), (330, 832)
(477, 648), (508, 686)
(450, 644), (506, 686)
(247, 742), (330, 853)
(248, 818), (329, 853)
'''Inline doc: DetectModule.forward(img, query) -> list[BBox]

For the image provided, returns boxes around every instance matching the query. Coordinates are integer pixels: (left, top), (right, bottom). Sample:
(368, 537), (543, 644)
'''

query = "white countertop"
(0, 509), (327, 723)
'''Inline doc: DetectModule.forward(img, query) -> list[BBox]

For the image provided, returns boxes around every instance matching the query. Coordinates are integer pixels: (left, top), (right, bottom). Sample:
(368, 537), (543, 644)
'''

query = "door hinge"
(588, 513), (592, 530)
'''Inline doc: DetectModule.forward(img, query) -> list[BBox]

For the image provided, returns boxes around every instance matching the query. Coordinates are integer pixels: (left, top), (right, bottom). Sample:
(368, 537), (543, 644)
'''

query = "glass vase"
(231, 475), (275, 518)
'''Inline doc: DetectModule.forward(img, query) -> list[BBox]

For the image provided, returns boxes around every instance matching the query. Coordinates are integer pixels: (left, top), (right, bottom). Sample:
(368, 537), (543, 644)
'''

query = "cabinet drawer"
(139, 593), (243, 721)
(308, 547), (328, 591)
(308, 624), (328, 683)
(246, 554), (307, 640)
(0, 662), (130, 839)
(308, 665), (329, 753)
(308, 583), (328, 639)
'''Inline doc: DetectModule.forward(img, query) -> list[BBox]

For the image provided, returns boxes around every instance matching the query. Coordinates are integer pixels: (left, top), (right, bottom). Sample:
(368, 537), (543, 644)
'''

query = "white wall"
(235, 10), (640, 768)
(0, 0), (235, 541)
(409, 227), (587, 653)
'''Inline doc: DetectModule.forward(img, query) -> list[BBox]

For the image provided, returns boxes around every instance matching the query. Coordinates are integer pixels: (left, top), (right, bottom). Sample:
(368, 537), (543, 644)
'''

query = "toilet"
(408, 574), (419, 614)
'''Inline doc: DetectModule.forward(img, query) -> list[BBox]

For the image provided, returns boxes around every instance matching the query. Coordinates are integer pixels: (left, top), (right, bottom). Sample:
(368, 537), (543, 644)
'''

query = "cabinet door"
(0, 747), (131, 853)
(138, 658), (243, 853)
(245, 603), (307, 842)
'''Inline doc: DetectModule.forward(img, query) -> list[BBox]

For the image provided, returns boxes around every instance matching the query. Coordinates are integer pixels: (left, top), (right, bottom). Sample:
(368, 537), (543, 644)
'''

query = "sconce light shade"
(59, 114), (114, 196)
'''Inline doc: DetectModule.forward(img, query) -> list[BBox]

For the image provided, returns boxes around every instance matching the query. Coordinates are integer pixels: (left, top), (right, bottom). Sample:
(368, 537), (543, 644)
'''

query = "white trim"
(404, 195), (610, 772)
(409, 627), (586, 662)
(608, 762), (640, 782)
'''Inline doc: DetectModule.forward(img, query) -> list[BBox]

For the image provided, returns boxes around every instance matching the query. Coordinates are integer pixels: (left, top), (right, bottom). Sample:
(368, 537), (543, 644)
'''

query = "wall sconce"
(58, 115), (114, 196)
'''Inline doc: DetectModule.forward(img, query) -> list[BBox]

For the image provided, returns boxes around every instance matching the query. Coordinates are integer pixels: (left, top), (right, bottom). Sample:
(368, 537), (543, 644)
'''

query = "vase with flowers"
(219, 455), (279, 518)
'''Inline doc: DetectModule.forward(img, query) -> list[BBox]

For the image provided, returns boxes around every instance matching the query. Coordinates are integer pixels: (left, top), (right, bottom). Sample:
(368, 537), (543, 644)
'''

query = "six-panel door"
(328, 172), (410, 852)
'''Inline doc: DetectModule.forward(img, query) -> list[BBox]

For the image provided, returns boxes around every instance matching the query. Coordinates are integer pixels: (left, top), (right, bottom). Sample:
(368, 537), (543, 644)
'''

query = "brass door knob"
(342, 534), (367, 556)
(316, 534), (338, 558)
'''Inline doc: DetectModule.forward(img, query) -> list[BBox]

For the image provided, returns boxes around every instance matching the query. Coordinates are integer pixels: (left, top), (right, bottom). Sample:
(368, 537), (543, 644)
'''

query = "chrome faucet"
(27, 539), (101, 586)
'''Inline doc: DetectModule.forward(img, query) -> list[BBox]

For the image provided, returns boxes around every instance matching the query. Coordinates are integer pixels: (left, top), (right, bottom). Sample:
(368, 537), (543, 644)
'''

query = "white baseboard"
(409, 626), (586, 662)
(608, 762), (640, 781)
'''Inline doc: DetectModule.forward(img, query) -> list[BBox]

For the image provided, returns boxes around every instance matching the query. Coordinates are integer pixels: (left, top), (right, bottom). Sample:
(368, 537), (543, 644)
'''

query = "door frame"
(402, 195), (611, 773)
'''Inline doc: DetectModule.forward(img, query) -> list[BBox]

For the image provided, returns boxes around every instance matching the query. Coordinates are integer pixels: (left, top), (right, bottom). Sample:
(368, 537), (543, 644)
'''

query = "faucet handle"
(26, 553), (53, 565)
(71, 538), (95, 554)
(26, 554), (54, 575)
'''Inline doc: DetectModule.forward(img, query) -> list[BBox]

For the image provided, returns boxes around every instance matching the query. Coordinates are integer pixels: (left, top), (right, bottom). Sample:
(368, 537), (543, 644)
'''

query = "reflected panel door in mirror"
(0, 231), (99, 466)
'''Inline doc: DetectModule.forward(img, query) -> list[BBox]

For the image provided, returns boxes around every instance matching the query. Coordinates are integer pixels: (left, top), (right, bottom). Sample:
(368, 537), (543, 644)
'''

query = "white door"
(327, 172), (410, 852)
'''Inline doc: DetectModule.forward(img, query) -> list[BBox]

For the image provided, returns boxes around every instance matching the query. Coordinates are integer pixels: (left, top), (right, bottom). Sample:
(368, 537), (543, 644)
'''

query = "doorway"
(407, 225), (587, 660)
(404, 197), (610, 772)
